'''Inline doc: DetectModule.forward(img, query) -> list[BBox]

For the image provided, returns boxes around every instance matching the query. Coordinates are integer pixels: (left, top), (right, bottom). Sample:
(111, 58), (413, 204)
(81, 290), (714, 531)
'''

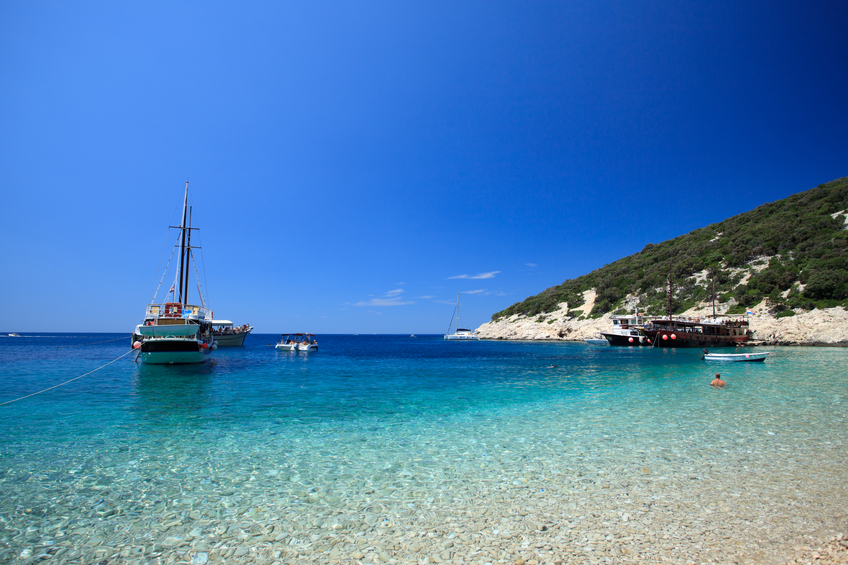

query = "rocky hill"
(480, 176), (848, 345)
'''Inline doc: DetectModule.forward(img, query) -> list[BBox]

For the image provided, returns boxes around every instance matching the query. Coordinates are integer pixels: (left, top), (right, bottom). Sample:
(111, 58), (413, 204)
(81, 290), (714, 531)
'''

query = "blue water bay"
(0, 334), (845, 563)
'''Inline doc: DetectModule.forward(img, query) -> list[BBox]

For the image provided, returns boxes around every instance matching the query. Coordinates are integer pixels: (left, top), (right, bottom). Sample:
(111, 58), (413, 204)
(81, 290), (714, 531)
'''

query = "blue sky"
(1, 1), (846, 334)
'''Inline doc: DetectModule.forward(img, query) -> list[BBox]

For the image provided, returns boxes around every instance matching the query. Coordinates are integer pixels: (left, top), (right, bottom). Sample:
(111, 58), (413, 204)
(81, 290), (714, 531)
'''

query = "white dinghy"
(703, 350), (770, 362)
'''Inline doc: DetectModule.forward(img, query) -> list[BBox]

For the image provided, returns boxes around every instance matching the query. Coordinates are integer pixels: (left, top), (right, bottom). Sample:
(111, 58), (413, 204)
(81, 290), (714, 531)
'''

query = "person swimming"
(711, 373), (726, 388)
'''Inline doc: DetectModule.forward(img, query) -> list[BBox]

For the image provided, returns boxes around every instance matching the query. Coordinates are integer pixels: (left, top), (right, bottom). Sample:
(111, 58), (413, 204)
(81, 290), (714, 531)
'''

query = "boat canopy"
(209, 320), (234, 326)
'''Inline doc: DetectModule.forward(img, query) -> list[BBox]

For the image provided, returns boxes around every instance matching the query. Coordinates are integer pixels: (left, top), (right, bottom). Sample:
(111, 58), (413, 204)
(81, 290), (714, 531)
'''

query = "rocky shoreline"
(475, 291), (848, 346)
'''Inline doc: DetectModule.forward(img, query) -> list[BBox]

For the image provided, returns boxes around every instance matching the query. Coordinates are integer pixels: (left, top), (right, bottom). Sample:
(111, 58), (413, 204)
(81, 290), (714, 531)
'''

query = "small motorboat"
(703, 350), (770, 362)
(275, 334), (298, 351)
(585, 333), (609, 345)
(8, 333), (20, 337)
(281, 333), (319, 352)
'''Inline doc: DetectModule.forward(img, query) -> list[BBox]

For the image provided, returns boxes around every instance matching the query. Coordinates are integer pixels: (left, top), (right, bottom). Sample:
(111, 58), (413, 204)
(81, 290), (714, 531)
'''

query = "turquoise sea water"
(0, 334), (846, 564)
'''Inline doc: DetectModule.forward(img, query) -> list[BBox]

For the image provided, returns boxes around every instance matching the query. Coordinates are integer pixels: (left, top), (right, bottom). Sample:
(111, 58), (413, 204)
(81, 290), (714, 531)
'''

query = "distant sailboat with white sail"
(444, 293), (480, 340)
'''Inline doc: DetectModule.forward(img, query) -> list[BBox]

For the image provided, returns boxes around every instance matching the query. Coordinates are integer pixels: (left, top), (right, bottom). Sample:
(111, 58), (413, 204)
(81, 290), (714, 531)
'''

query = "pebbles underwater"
(0, 336), (846, 564)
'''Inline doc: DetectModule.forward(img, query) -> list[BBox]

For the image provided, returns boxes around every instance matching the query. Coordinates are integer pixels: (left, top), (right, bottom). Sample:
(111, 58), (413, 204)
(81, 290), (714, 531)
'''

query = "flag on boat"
(746, 309), (755, 315)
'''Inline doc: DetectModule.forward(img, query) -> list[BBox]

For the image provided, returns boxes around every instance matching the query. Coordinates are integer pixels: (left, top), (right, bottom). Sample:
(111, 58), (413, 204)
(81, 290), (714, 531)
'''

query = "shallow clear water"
(0, 334), (846, 563)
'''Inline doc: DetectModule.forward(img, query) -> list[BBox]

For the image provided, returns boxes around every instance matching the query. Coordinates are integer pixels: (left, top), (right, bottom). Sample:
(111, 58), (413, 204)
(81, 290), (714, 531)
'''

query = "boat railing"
(145, 303), (210, 321)
(649, 324), (706, 334)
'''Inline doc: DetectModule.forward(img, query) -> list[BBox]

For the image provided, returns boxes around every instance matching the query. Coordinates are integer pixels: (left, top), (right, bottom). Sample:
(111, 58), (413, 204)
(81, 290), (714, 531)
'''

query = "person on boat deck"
(711, 373), (726, 388)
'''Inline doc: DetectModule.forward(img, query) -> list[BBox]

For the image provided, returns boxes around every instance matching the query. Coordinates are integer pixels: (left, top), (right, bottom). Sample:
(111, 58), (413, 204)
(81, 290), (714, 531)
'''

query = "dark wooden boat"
(641, 276), (752, 348)
(643, 316), (751, 348)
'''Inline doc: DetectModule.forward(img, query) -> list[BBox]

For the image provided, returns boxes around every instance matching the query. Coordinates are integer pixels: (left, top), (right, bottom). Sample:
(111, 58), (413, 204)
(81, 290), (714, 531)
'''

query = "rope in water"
(55, 336), (129, 347)
(0, 349), (134, 407)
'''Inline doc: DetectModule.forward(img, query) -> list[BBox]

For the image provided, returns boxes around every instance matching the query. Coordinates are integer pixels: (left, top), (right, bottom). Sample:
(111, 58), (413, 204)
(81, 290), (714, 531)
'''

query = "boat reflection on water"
(131, 363), (215, 427)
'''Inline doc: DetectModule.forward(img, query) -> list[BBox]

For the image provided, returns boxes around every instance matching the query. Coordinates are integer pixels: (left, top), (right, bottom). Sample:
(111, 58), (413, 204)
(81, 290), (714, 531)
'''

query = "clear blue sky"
(2, 1), (846, 334)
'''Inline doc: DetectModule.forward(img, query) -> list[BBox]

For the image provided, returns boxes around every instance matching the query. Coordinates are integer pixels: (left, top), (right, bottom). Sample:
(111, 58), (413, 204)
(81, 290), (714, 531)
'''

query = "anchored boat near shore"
(641, 277), (752, 348)
(643, 316), (751, 348)
(584, 333), (609, 345)
(297, 334), (319, 351)
(275, 333), (319, 351)
(211, 321), (253, 346)
(703, 350), (770, 362)
(444, 293), (480, 341)
(601, 310), (650, 346)
(132, 182), (216, 364)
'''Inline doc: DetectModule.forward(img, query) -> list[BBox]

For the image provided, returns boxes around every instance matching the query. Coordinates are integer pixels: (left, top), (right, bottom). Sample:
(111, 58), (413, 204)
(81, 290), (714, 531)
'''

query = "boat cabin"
(610, 313), (645, 329)
(135, 302), (212, 339)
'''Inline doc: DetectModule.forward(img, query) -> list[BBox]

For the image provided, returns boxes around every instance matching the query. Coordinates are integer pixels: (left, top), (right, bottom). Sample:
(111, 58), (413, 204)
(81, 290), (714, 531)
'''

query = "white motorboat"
(275, 334), (298, 351)
(211, 320), (253, 346)
(296, 334), (319, 351)
(444, 293), (480, 340)
(132, 182), (215, 364)
(703, 351), (770, 362)
(584, 334), (609, 345)
(601, 309), (650, 346)
(8, 333), (20, 337)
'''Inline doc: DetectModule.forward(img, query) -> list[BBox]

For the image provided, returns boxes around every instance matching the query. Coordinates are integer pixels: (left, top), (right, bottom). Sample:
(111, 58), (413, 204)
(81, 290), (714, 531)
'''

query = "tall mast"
(183, 206), (193, 306)
(456, 293), (460, 330)
(667, 276), (674, 329)
(177, 181), (189, 305)
(711, 276), (716, 318)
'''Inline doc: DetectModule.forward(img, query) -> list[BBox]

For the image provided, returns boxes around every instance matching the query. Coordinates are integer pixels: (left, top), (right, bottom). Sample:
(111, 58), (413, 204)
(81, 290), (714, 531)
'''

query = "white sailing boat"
(444, 293), (480, 340)
(132, 182), (215, 364)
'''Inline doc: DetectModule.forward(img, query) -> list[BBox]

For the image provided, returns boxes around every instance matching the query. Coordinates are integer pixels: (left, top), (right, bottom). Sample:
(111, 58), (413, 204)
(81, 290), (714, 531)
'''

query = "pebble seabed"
(2, 409), (847, 565)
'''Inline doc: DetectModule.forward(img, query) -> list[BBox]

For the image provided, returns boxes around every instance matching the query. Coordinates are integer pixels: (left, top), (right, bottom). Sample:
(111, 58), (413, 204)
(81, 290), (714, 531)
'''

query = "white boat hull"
(297, 343), (318, 351)
(444, 332), (479, 340)
(275, 342), (297, 351)
(704, 352), (770, 362)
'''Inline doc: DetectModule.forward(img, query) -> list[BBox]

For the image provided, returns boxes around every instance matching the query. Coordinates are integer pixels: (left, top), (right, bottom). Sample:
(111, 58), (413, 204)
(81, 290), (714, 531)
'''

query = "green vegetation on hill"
(493, 177), (848, 321)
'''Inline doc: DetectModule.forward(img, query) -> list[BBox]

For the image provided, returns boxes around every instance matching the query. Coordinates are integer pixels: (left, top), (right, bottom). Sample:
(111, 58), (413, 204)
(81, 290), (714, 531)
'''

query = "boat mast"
(667, 276), (675, 330)
(456, 293), (460, 331)
(177, 181), (189, 305)
(183, 206), (193, 307)
(711, 276), (716, 319)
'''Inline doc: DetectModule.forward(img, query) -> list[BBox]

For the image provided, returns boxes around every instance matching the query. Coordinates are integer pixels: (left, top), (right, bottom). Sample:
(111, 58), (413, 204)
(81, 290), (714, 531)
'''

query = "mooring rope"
(0, 349), (134, 407)
(54, 336), (129, 348)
